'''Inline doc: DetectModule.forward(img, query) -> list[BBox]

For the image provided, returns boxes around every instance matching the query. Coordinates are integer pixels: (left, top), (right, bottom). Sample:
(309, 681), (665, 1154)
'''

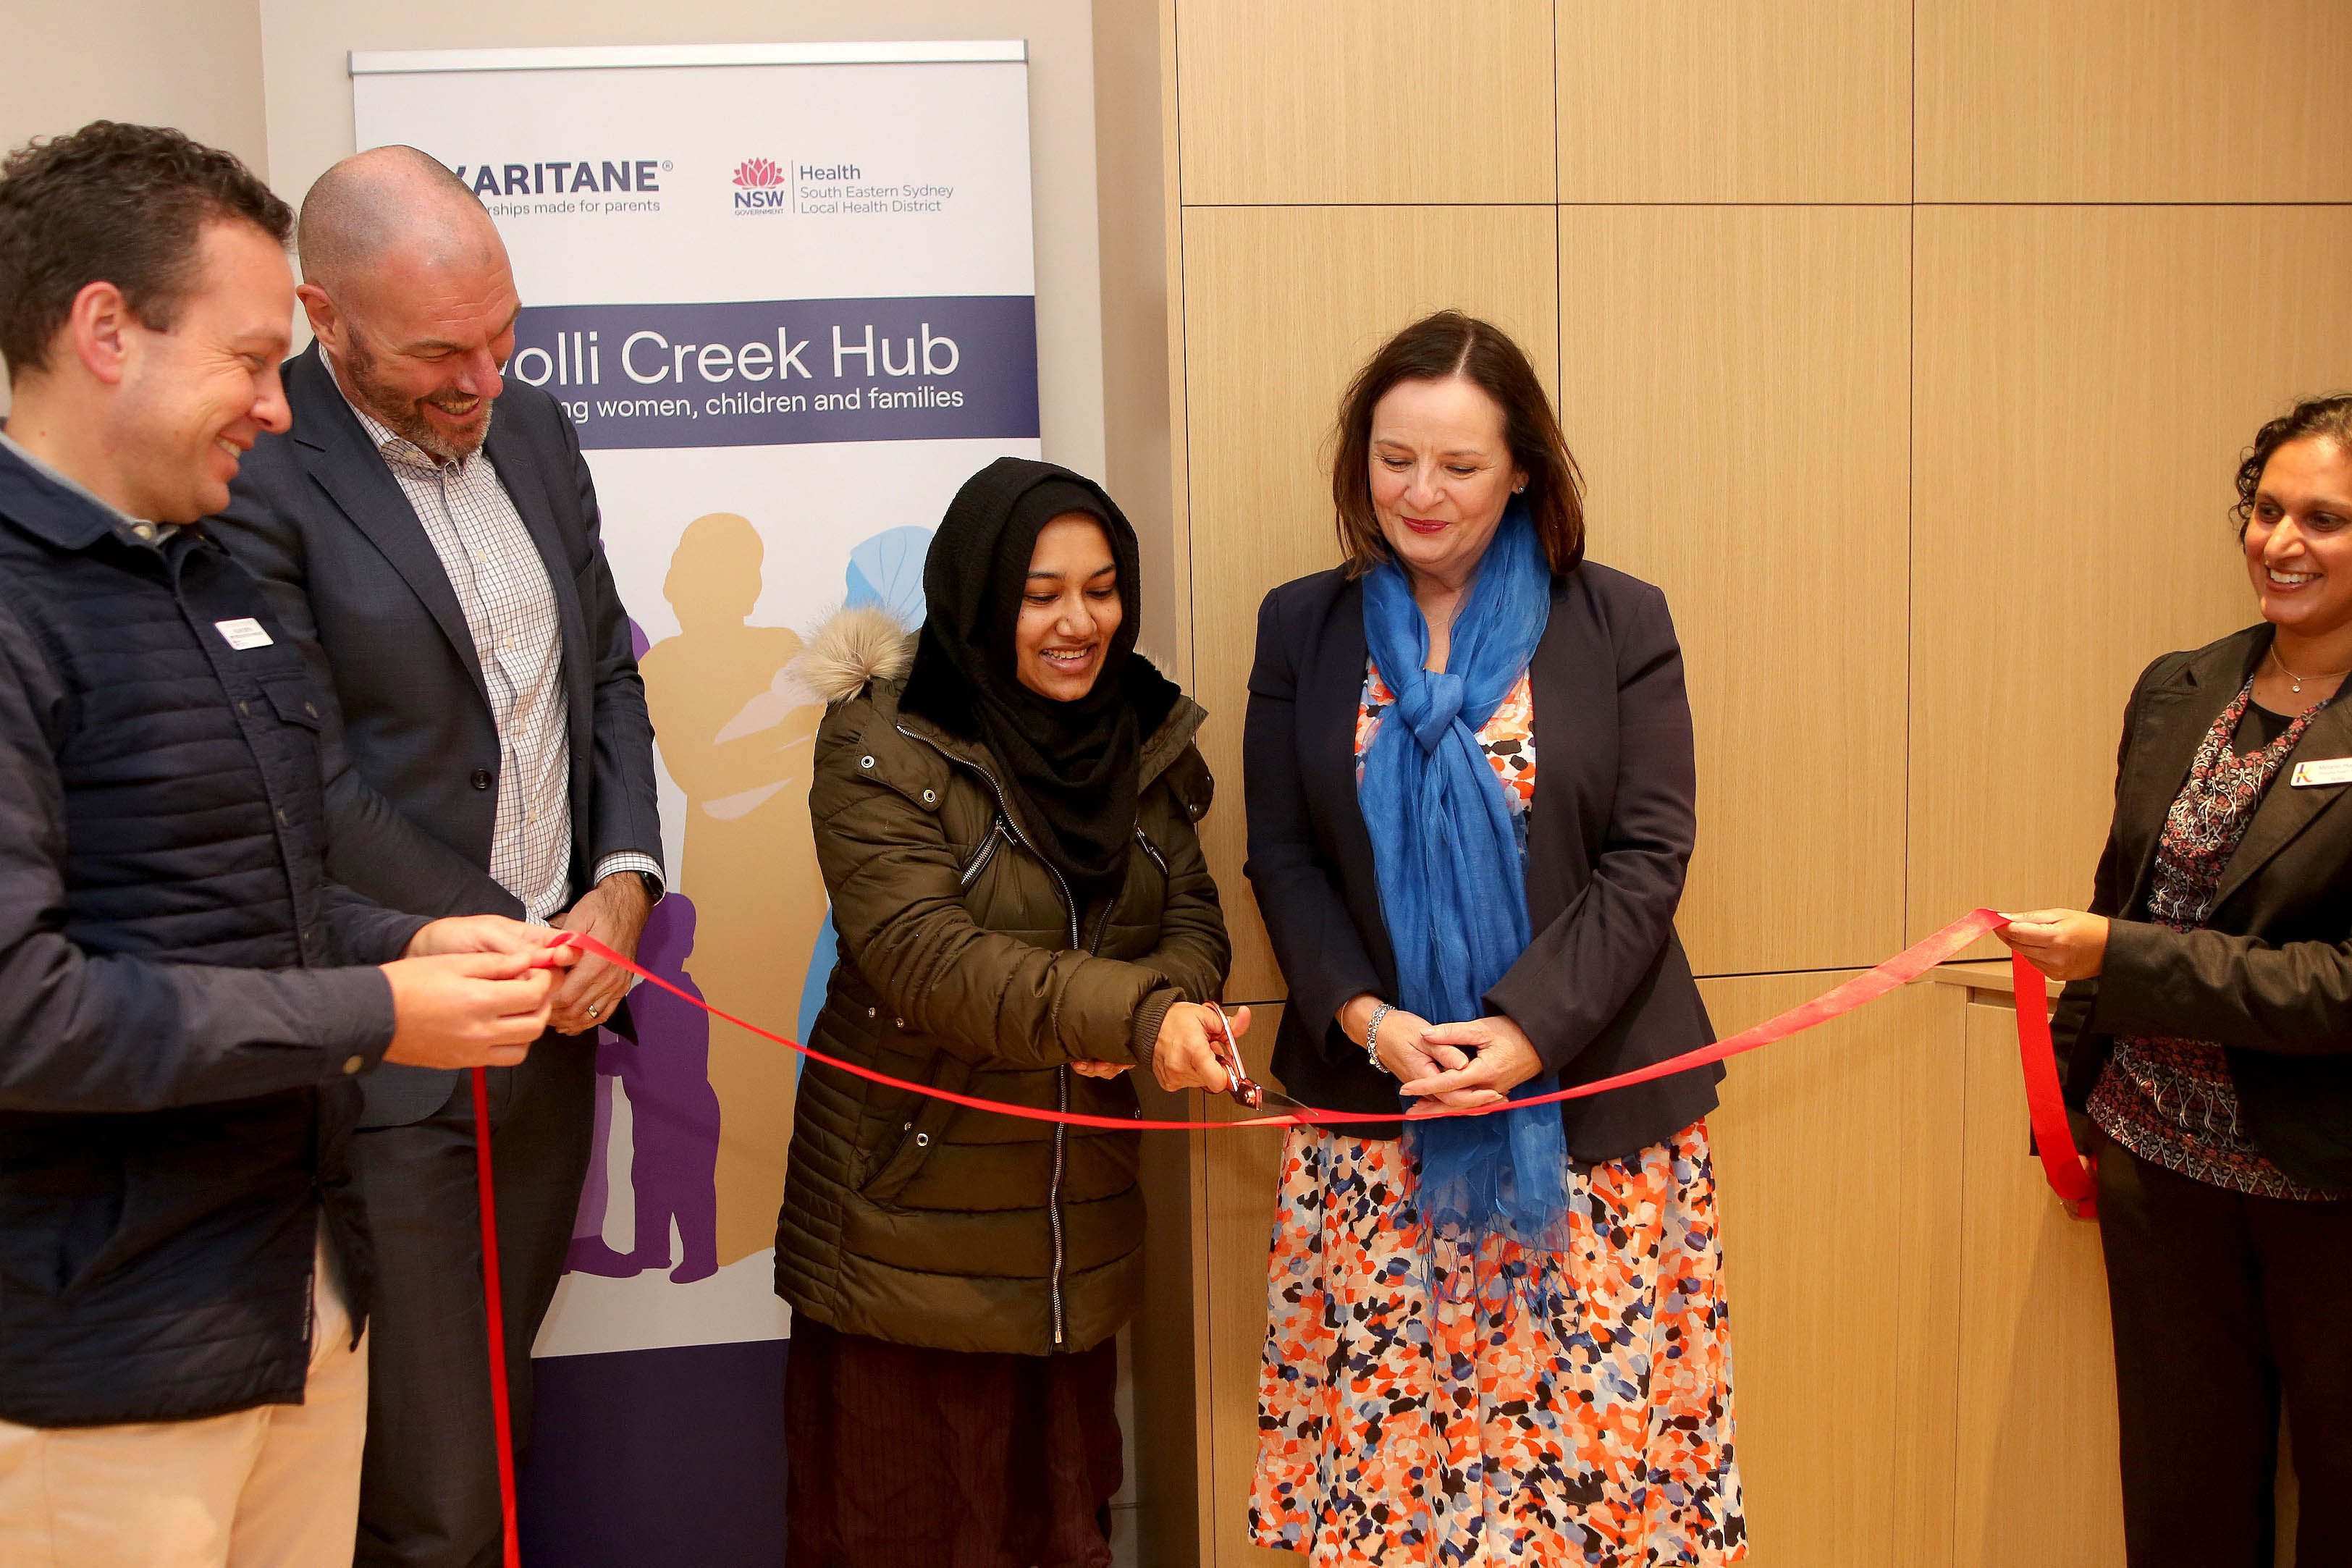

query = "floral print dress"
(1247, 661), (1747, 1566)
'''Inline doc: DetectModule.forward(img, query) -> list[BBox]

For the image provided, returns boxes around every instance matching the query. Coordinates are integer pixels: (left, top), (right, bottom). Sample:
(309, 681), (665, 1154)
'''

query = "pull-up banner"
(352, 40), (1040, 1567)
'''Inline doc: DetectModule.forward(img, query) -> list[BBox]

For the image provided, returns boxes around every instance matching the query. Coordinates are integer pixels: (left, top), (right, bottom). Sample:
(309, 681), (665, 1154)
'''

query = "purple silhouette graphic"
(567, 893), (723, 1284)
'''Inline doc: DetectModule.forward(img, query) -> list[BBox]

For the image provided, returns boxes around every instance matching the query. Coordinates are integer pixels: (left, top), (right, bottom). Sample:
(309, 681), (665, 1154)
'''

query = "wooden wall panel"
(1701, 974), (1961, 1568)
(1192, 1002), (1291, 1566)
(1173, 0), (1555, 206)
(1558, 206), (1910, 977)
(1917, 0), (2352, 202)
(1164, 2), (2352, 1559)
(1909, 206), (2352, 954)
(1180, 203), (1561, 1002)
(1556, 0), (1909, 203)
(1952, 998), (2123, 1566)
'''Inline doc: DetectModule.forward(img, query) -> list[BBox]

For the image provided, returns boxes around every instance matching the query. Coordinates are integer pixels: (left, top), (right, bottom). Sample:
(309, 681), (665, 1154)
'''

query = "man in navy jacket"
(0, 122), (565, 1567)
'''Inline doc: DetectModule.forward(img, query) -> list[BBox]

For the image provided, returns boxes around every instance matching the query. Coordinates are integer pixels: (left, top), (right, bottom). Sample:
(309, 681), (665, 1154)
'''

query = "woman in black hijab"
(902, 456), (1182, 904)
(777, 458), (1238, 1566)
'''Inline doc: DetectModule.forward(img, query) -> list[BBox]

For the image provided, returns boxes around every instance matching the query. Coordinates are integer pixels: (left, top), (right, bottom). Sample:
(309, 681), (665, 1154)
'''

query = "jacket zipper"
(899, 725), (1084, 950)
(896, 722), (1089, 1344)
(1049, 903), (1118, 1347)
(1134, 827), (1170, 879)
(1048, 1066), (1070, 1345)
(958, 819), (1008, 889)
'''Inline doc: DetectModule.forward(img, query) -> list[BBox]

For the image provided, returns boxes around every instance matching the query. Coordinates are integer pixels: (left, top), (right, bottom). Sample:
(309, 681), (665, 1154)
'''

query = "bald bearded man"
(206, 147), (663, 1568)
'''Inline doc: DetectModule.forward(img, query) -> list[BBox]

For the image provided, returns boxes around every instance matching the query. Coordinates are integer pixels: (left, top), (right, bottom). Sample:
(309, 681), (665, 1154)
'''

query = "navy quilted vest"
(0, 449), (373, 1427)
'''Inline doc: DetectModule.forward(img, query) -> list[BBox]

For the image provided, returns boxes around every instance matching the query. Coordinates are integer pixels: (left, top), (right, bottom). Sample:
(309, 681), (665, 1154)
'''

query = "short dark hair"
(0, 121), (292, 381)
(1330, 309), (1585, 578)
(2235, 394), (2352, 534)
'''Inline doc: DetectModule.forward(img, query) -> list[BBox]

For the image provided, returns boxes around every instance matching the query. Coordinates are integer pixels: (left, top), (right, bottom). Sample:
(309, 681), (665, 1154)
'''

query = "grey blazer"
(208, 344), (663, 1125)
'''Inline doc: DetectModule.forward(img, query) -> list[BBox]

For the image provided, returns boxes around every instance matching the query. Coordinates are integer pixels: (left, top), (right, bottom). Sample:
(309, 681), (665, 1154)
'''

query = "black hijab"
(900, 458), (1181, 908)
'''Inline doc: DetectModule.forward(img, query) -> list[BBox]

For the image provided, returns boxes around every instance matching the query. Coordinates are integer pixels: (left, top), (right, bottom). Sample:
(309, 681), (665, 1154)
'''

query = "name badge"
(2290, 758), (2352, 788)
(214, 617), (273, 651)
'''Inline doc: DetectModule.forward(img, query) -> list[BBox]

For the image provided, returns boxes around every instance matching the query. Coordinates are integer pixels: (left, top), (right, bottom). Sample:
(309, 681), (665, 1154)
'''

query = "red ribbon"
(473, 906), (2094, 1557)
(2012, 951), (2099, 1218)
(541, 907), (2093, 1148)
(468, 1066), (524, 1568)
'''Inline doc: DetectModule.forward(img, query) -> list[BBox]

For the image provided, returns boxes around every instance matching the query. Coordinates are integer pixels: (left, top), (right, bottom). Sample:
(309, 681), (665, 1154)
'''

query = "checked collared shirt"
(335, 376), (658, 920)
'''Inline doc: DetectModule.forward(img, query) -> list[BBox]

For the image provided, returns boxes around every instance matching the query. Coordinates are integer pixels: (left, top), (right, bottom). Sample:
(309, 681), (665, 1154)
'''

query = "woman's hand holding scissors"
(1147, 1000), (1255, 1095)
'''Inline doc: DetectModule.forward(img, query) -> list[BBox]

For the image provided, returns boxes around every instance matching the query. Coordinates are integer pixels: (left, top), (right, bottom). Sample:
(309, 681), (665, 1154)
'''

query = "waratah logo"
(733, 158), (784, 188)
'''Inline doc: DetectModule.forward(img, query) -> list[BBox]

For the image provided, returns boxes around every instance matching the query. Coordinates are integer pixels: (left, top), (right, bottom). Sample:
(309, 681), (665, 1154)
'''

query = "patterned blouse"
(1355, 659), (1538, 852)
(2087, 678), (2345, 1201)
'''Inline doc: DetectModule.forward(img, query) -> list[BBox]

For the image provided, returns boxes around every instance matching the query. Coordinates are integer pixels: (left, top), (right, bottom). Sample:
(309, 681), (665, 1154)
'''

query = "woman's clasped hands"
(1339, 995), (1545, 1112)
(1404, 1016), (1545, 1111)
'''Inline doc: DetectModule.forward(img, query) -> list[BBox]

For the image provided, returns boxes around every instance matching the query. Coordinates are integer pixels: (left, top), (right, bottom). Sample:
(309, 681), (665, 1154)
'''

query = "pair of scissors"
(1205, 1002), (1308, 1115)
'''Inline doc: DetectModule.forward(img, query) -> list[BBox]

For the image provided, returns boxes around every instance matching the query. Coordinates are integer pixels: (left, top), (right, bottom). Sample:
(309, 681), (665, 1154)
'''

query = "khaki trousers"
(0, 1234), (368, 1568)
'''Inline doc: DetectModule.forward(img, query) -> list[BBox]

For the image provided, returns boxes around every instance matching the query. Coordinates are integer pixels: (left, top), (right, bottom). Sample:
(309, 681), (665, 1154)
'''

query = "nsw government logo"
(732, 157), (789, 215)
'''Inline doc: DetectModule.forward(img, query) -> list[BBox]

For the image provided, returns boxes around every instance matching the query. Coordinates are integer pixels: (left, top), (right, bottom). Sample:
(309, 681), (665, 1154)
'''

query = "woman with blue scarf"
(1242, 312), (1745, 1565)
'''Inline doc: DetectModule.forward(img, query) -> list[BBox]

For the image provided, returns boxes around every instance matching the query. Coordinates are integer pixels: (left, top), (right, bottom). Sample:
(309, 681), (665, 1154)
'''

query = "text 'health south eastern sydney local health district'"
(729, 159), (956, 216)
(508, 296), (1040, 451)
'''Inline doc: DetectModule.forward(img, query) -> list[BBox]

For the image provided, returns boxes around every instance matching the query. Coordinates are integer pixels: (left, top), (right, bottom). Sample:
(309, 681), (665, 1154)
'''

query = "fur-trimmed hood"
(791, 604), (914, 704)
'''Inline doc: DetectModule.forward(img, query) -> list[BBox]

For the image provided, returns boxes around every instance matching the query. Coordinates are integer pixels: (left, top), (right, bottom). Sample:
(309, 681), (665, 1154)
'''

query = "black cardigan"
(2052, 623), (2352, 1191)
(1241, 560), (1719, 1156)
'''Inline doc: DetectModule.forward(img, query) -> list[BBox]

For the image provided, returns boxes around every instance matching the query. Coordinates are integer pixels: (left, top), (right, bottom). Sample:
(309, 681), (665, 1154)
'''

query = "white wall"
(2, 0), (269, 177)
(0, 0), (271, 418)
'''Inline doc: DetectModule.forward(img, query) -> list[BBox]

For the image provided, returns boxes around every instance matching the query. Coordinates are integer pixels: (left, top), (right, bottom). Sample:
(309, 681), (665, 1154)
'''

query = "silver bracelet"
(1363, 1003), (1393, 1074)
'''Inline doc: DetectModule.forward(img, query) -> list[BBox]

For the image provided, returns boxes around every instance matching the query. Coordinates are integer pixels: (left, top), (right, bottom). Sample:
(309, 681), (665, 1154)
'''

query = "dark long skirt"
(784, 1318), (1122, 1568)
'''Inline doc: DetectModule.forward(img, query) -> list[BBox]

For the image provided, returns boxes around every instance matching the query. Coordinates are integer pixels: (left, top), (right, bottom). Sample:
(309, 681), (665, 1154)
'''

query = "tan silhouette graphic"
(639, 513), (827, 1268)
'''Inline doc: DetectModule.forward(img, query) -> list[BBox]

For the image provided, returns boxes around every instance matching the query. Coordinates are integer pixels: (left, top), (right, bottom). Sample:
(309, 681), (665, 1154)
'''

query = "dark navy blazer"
(1242, 560), (1719, 1158)
(209, 345), (662, 1126)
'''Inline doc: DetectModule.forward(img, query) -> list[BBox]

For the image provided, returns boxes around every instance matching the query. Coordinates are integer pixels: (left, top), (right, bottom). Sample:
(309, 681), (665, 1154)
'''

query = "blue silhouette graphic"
(842, 525), (932, 628)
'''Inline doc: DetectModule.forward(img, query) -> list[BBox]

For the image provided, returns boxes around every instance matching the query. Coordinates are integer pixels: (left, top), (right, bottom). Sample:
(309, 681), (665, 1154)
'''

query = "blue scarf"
(1357, 505), (1570, 1265)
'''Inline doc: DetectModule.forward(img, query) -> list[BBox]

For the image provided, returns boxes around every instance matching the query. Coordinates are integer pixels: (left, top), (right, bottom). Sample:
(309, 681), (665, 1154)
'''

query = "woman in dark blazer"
(1241, 312), (1744, 1566)
(2002, 396), (2352, 1568)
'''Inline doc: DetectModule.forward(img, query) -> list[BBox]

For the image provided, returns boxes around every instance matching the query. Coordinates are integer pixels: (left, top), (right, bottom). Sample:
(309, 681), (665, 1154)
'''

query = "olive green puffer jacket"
(775, 607), (1230, 1355)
